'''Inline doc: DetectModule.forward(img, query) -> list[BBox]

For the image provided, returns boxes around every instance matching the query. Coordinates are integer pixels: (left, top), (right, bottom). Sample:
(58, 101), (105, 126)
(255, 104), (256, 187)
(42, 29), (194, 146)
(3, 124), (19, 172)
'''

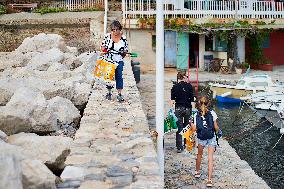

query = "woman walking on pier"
(191, 96), (220, 187)
(101, 20), (129, 102)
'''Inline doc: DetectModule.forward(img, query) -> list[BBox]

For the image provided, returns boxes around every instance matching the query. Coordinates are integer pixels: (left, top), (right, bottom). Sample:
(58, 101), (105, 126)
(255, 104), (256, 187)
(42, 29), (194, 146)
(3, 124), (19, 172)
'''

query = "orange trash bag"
(93, 59), (117, 86)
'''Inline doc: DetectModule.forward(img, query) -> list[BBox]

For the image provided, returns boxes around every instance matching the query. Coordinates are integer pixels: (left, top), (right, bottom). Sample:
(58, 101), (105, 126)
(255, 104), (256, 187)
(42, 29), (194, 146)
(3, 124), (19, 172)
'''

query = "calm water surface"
(215, 103), (284, 189)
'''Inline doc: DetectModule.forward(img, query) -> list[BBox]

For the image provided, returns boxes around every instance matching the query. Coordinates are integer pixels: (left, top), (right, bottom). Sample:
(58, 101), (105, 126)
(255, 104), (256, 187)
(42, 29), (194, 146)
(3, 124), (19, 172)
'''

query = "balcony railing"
(122, 0), (284, 19)
(49, 0), (104, 11)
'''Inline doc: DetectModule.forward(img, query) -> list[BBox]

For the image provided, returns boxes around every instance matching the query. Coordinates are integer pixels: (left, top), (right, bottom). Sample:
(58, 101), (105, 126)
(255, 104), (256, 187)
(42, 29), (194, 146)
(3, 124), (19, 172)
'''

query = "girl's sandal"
(206, 180), (213, 187)
(194, 171), (201, 178)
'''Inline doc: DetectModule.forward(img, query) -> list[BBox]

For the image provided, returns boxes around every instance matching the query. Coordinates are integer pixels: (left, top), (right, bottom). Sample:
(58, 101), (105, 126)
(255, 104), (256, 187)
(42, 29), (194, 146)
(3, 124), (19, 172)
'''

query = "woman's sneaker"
(117, 93), (124, 102)
(105, 93), (112, 100)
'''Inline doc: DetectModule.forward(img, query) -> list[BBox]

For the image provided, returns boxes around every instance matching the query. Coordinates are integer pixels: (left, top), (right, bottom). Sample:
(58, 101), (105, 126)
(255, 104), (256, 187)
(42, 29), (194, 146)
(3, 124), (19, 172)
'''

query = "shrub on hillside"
(0, 5), (7, 15)
(33, 5), (104, 14)
(33, 7), (67, 14)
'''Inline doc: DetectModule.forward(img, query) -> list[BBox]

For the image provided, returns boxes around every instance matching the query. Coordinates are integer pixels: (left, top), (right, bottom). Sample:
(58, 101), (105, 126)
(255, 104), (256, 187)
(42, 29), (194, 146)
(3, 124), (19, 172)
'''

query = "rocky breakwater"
(0, 33), (98, 136)
(0, 33), (98, 188)
(58, 59), (163, 188)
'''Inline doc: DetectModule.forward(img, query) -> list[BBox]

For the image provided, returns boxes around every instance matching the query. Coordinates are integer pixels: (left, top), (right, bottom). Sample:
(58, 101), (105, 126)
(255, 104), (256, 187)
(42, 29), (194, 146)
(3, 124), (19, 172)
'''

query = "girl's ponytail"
(197, 96), (210, 116)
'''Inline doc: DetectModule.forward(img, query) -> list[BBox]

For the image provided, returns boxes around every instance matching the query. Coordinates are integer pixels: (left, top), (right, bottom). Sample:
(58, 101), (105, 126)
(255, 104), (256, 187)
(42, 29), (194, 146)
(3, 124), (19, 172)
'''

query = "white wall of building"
(237, 36), (246, 63)
(125, 29), (156, 70)
(199, 35), (205, 71)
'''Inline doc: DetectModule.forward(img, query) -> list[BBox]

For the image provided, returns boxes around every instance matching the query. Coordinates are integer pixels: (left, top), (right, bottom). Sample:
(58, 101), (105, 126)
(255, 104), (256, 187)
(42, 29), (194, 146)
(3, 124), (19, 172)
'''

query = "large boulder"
(48, 96), (80, 125)
(72, 82), (92, 109)
(31, 70), (73, 82)
(0, 87), (58, 135)
(66, 46), (79, 55)
(16, 33), (64, 53)
(73, 52), (97, 74)
(42, 83), (74, 101)
(0, 77), (73, 105)
(0, 104), (33, 135)
(62, 53), (81, 70)
(76, 52), (97, 65)
(0, 141), (56, 189)
(26, 48), (64, 71)
(47, 62), (69, 72)
(8, 133), (72, 173)
(0, 84), (13, 106)
(0, 153), (23, 189)
(0, 51), (29, 71)
(21, 159), (56, 189)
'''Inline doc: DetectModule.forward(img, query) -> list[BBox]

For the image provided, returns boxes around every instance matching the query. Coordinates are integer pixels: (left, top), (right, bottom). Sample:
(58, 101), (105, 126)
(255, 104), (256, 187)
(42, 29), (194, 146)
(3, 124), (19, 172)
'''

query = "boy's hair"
(177, 71), (186, 80)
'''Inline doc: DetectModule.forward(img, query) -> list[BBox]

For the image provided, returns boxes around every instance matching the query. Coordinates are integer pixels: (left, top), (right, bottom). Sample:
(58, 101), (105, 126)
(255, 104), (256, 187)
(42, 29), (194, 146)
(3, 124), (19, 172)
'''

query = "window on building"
(152, 34), (156, 50)
(205, 34), (213, 51)
(215, 35), (227, 51)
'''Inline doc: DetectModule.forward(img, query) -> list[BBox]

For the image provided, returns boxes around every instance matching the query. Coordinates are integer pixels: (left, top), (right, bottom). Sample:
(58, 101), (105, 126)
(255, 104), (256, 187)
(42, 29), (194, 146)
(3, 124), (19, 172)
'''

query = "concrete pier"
(59, 59), (163, 188)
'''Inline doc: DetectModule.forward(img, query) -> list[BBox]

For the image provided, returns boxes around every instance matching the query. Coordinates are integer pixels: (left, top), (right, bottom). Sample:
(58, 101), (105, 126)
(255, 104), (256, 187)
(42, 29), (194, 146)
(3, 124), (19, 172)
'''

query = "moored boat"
(210, 74), (284, 103)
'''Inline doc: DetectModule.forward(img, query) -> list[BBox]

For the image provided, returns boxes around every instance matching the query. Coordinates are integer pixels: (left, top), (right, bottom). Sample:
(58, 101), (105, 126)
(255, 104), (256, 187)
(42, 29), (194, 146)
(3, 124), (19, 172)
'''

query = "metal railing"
(122, 0), (284, 19)
(49, 0), (104, 11)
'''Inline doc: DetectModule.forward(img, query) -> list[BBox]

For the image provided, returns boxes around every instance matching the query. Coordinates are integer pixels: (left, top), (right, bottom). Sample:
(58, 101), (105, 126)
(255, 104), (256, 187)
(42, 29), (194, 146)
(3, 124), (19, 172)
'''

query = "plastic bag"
(164, 108), (178, 133)
(180, 124), (196, 152)
(93, 59), (117, 86)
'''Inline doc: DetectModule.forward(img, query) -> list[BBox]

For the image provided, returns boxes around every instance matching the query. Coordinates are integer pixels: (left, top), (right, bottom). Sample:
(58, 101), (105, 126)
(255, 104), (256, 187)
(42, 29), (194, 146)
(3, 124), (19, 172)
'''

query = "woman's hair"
(110, 20), (122, 30)
(177, 71), (186, 80)
(197, 96), (210, 116)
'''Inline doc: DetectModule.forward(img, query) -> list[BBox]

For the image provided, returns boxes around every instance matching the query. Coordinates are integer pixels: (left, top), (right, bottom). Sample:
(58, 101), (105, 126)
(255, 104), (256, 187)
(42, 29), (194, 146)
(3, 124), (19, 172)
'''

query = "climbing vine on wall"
(247, 30), (272, 65)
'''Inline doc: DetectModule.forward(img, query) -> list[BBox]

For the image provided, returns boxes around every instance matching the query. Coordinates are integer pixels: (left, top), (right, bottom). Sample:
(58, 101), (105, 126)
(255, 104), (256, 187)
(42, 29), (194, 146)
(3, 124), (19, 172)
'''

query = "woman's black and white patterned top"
(101, 33), (129, 63)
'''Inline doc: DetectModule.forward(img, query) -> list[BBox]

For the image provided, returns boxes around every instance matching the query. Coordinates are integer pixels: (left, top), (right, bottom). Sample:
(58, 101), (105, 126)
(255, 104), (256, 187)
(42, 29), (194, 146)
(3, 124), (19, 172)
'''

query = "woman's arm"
(121, 36), (129, 58)
(101, 33), (109, 52)
(169, 100), (175, 108)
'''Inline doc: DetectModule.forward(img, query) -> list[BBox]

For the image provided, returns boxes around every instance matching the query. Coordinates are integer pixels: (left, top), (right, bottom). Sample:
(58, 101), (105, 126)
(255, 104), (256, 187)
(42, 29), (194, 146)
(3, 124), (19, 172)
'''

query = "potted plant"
(258, 58), (273, 71)
(137, 18), (147, 29)
(146, 18), (156, 29)
(242, 62), (250, 73)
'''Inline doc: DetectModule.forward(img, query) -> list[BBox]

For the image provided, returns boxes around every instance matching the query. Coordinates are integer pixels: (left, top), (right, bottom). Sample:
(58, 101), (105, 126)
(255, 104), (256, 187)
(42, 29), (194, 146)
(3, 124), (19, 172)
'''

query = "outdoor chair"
(204, 55), (213, 72)
(210, 58), (224, 72)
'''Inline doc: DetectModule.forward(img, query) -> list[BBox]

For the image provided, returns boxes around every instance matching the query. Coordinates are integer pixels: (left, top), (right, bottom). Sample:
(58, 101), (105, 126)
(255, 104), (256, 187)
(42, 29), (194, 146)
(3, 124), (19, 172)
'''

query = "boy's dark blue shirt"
(171, 81), (194, 108)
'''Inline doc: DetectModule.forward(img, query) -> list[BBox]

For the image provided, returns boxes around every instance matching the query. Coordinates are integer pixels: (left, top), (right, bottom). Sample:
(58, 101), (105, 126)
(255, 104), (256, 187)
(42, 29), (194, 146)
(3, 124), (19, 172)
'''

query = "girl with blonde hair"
(191, 95), (219, 187)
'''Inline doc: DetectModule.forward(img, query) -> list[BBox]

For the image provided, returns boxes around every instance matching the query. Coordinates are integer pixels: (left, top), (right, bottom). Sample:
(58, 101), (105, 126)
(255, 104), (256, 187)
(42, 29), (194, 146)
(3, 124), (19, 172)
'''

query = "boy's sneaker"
(117, 93), (124, 102)
(105, 93), (112, 100)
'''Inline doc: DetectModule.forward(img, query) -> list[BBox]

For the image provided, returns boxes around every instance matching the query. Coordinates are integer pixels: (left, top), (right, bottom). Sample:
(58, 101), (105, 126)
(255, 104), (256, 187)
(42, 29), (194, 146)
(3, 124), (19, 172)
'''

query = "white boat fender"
(221, 91), (232, 97)
(280, 128), (284, 135)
